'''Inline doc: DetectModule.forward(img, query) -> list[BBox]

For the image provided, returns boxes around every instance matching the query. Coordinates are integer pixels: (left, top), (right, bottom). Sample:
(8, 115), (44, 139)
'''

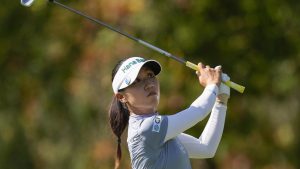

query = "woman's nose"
(144, 78), (155, 90)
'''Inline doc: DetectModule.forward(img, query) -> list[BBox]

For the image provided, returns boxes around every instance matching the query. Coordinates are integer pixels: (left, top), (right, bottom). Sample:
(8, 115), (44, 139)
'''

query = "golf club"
(21, 0), (245, 93)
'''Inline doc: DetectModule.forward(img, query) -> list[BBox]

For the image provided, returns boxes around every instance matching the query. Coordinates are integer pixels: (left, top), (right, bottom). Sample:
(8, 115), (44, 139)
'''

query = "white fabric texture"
(177, 103), (227, 158)
(164, 84), (218, 142)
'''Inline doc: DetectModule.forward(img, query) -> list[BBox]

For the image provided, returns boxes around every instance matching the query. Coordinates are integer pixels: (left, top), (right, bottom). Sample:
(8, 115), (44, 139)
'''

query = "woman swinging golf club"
(109, 56), (230, 169)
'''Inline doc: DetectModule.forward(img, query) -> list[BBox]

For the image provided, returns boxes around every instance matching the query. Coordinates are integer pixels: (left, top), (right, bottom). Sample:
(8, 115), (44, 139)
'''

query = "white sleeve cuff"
(204, 84), (219, 96)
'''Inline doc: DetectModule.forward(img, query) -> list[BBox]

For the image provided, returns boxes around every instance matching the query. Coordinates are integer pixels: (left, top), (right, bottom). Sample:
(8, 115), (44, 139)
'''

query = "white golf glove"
(215, 66), (230, 105)
(219, 73), (230, 97)
(214, 66), (230, 97)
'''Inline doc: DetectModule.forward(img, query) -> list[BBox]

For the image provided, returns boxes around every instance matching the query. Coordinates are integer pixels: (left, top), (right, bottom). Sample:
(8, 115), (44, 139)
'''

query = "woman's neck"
(128, 106), (156, 116)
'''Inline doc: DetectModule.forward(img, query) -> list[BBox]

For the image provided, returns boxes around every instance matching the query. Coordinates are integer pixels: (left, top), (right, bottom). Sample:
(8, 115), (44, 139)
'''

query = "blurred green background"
(1, 0), (299, 168)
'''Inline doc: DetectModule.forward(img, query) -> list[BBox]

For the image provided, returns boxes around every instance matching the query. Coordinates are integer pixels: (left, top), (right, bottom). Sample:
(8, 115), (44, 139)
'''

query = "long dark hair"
(109, 59), (130, 169)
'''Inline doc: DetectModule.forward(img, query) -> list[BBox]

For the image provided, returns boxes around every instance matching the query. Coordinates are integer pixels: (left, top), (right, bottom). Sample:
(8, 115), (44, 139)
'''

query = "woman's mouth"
(147, 91), (157, 97)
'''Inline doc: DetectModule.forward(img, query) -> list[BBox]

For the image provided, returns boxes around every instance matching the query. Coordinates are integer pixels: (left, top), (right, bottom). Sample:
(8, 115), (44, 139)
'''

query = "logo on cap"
(121, 58), (145, 73)
(124, 77), (131, 85)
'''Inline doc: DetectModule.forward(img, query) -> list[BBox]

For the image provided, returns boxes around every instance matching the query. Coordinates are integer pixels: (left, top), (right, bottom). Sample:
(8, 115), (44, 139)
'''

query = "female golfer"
(109, 56), (230, 169)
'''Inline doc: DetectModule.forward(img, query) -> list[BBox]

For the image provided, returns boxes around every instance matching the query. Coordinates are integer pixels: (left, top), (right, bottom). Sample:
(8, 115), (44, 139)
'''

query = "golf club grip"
(186, 61), (245, 93)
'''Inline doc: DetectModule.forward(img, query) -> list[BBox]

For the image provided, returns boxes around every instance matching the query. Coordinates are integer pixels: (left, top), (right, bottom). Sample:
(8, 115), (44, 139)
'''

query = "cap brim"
(143, 60), (161, 75)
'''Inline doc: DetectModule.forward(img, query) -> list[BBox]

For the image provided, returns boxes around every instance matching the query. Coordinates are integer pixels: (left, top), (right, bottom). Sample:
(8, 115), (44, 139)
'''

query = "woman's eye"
(148, 72), (155, 78)
(134, 78), (141, 84)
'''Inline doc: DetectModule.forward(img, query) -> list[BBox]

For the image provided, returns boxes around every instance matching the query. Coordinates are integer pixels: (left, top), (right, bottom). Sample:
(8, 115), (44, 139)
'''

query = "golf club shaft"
(50, 0), (245, 93)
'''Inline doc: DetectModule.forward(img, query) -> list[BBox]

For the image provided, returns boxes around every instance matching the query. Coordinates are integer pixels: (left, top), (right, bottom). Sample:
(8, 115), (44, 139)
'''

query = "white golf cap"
(21, 0), (35, 6)
(112, 57), (161, 93)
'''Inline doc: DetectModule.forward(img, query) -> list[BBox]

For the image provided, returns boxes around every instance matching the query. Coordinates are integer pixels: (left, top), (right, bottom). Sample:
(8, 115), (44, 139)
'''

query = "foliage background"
(1, 0), (299, 168)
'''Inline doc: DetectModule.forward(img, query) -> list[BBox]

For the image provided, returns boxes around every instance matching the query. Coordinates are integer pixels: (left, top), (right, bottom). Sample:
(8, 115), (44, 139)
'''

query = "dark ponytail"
(109, 59), (130, 169)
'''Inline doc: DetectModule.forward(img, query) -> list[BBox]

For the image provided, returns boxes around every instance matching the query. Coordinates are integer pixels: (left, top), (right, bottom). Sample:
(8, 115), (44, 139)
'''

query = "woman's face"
(118, 66), (160, 115)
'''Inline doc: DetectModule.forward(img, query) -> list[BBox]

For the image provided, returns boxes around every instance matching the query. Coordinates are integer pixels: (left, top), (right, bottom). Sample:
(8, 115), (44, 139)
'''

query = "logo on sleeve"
(152, 116), (162, 133)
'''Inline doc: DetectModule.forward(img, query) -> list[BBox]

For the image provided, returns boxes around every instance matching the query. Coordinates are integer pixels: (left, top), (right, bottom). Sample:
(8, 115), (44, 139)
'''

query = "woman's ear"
(116, 93), (127, 103)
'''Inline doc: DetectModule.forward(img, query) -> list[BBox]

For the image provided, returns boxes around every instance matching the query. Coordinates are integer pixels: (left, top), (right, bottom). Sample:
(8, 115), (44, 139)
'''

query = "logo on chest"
(152, 116), (162, 133)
